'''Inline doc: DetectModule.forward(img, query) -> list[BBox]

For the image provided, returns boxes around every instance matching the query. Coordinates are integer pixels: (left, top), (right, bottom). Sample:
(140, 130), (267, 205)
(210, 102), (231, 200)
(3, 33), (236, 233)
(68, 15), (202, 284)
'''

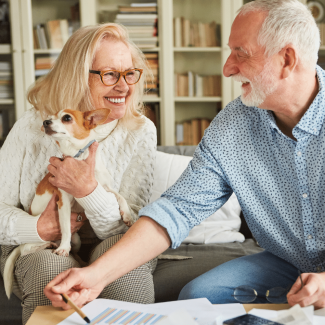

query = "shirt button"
(317, 266), (322, 272)
(302, 193), (308, 198)
(297, 151), (302, 156)
(307, 234), (313, 239)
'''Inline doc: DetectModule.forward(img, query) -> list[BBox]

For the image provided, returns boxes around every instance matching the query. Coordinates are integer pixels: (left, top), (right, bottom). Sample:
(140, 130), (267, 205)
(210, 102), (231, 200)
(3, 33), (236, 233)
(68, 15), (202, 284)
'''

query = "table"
(26, 303), (290, 325)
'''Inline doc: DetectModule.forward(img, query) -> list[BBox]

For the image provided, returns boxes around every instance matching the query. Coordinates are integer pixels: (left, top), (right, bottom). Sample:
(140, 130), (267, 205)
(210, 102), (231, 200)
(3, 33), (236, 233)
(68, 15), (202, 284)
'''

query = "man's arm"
(44, 216), (171, 308)
(287, 272), (325, 308)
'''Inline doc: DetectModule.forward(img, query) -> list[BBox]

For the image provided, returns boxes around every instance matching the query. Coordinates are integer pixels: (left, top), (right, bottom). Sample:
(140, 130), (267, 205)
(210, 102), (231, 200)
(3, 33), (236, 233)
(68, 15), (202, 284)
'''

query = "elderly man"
(45, 0), (325, 308)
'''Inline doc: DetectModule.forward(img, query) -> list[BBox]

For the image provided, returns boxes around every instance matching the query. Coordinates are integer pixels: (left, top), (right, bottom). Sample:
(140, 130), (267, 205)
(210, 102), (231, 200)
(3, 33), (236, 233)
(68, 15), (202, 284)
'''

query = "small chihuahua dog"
(3, 108), (134, 298)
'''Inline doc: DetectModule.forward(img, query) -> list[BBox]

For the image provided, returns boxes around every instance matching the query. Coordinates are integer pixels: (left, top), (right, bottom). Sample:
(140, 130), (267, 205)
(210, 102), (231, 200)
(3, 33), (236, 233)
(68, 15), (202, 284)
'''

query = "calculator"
(223, 314), (283, 325)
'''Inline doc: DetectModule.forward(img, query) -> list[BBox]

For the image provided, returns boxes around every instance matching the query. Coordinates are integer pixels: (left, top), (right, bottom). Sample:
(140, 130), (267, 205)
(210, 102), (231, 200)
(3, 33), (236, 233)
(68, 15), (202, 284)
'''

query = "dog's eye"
(62, 115), (72, 122)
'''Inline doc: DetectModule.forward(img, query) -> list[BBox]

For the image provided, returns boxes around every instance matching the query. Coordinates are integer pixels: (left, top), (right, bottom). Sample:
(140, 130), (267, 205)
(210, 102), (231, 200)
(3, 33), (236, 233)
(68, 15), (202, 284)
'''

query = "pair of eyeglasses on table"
(223, 271), (304, 325)
(232, 270), (304, 304)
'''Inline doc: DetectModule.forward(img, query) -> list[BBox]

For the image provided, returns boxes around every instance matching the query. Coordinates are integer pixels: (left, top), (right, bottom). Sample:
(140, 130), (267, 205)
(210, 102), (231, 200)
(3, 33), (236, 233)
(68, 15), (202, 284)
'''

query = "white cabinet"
(8, 0), (242, 146)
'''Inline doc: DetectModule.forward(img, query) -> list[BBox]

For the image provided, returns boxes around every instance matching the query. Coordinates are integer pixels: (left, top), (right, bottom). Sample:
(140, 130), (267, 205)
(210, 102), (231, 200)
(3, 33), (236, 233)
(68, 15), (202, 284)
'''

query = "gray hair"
(238, 0), (320, 69)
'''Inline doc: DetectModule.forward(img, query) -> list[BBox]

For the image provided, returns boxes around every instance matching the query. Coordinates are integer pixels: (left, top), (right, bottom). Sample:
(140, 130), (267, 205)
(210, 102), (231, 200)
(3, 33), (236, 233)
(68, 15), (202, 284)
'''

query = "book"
(119, 6), (157, 13)
(176, 118), (212, 145)
(130, 3), (157, 7)
(174, 17), (221, 48)
(35, 24), (48, 49)
(35, 57), (56, 70)
(174, 17), (182, 47)
(46, 20), (63, 49)
(60, 19), (69, 46)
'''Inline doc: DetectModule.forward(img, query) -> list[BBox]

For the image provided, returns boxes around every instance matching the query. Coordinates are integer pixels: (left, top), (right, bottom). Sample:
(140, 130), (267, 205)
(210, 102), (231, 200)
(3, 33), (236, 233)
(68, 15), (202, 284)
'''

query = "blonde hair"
(28, 23), (151, 129)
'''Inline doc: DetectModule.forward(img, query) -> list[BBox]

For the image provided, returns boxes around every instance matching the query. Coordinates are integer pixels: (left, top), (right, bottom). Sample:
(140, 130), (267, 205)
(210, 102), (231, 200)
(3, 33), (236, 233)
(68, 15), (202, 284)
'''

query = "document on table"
(58, 298), (246, 325)
(249, 304), (325, 325)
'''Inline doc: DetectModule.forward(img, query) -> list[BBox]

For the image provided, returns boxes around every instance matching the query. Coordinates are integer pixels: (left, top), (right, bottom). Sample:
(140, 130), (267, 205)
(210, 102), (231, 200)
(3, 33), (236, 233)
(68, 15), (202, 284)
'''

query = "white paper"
(249, 308), (278, 320)
(275, 304), (312, 325)
(313, 315), (325, 325)
(156, 309), (199, 325)
(212, 303), (246, 325)
(58, 298), (219, 325)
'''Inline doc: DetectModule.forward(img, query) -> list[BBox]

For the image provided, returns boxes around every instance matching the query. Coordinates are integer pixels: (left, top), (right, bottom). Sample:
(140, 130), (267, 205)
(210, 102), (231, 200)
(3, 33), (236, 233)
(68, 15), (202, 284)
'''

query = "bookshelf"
(5, 0), (243, 147)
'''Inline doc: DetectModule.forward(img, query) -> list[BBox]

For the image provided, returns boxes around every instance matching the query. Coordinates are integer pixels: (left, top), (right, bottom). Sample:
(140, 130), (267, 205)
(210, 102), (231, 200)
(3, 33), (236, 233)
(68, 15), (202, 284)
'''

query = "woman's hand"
(44, 266), (105, 309)
(47, 142), (99, 198)
(37, 194), (87, 241)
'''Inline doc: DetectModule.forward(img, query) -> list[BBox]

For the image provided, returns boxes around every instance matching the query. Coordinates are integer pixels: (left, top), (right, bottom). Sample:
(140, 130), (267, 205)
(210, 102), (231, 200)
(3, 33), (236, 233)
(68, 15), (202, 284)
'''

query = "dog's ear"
(83, 108), (111, 129)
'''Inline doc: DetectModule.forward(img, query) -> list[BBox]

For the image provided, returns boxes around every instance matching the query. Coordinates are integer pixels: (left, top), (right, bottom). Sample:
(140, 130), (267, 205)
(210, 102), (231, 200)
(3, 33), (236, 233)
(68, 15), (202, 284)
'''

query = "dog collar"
(74, 140), (96, 158)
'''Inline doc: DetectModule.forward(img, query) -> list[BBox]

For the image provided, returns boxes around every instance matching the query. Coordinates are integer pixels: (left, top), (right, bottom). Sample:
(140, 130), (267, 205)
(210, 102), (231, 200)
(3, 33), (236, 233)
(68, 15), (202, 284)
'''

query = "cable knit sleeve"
(0, 112), (45, 245)
(75, 118), (157, 240)
(119, 119), (157, 221)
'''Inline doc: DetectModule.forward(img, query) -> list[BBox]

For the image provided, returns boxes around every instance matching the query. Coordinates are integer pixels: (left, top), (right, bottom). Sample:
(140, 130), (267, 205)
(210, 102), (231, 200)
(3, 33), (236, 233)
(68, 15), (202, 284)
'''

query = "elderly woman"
(0, 23), (157, 324)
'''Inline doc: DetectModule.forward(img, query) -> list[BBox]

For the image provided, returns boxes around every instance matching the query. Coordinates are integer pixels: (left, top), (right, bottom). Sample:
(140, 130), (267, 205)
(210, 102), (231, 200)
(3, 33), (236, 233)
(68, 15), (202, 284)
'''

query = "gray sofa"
(0, 146), (263, 325)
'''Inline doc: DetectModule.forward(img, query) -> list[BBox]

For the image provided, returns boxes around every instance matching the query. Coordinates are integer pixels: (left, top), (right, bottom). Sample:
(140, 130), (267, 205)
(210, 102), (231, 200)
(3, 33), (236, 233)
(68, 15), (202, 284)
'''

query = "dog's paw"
(121, 209), (134, 227)
(53, 246), (70, 257)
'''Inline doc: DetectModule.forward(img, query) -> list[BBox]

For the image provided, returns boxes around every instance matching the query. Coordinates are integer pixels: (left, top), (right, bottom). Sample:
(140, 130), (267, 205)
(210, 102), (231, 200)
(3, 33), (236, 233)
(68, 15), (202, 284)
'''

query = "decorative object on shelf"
(0, 1), (10, 44)
(308, 1), (325, 23)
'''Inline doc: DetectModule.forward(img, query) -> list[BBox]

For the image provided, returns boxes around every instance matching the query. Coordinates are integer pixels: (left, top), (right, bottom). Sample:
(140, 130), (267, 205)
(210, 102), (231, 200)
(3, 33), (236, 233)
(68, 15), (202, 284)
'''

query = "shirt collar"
(294, 65), (325, 136)
(262, 65), (325, 137)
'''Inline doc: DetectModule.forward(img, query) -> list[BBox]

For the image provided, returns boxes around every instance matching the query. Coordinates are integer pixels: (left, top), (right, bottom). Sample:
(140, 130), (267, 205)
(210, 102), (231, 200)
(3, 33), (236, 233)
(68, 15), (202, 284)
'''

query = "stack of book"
(0, 61), (13, 99)
(174, 17), (221, 47)
(176, 118), (211, 145)
(145, 52), (159, 97)
(115, 3), (158, 48)
(33, 19), (80, 50)
(33, 4), (80, 50)
(35, 56), (57, 77)
(175, 72), (221, 97)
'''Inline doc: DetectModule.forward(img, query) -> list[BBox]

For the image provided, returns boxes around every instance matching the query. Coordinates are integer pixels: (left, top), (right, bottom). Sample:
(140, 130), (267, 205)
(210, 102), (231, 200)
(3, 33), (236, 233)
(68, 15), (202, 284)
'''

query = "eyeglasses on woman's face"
(89, 68), (143, 86)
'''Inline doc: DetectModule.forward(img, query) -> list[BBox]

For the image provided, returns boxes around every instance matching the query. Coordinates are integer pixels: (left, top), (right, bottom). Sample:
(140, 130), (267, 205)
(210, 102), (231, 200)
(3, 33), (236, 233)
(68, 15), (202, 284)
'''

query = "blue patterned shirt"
(140, 65), (325, 273)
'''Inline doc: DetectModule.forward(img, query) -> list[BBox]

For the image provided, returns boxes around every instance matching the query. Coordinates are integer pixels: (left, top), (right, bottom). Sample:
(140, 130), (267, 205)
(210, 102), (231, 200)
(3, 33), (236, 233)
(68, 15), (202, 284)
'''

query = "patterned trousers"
(0, 234), (157, 325)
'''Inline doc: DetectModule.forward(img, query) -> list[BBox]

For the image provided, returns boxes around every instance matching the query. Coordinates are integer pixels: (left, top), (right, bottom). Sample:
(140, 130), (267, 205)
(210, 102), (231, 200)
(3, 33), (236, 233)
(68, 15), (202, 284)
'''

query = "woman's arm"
(44, 216), (170, 308)
(0, 115), (43, 245)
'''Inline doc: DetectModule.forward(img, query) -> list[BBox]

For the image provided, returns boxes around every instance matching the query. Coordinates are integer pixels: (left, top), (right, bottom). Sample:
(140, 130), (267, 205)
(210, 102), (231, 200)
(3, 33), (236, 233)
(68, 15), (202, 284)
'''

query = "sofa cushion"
(154, 239), (263, 302)
(151, 151), (245, 244)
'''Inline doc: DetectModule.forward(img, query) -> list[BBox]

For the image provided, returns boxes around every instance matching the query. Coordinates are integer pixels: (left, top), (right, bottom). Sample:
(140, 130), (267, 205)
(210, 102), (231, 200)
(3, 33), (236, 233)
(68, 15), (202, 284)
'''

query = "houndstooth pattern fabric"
(1, 234), (157, 325)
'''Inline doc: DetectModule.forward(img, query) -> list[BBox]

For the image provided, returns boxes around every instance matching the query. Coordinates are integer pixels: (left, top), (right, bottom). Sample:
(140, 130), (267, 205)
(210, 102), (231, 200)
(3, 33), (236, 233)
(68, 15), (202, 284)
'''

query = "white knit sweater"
(0, 108), (156, 245)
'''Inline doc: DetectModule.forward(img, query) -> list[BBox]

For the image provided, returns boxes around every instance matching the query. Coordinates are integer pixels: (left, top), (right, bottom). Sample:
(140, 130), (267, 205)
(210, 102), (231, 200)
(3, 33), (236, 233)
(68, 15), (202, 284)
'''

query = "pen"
(61, 293), (90, 324)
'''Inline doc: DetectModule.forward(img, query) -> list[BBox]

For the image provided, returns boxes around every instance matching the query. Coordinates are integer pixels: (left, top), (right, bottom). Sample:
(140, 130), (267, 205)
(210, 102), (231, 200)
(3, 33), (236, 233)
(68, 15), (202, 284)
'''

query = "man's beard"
(232, 60), (278, 107)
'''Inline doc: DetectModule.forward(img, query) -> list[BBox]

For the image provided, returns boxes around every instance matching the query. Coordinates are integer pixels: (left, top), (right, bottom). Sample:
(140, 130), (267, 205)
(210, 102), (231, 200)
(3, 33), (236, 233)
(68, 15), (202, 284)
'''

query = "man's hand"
(48, 142), (98, 198)
(44, 266), (105, 309)
(287, 272), (325, 308)
(37, 194), (87, 241)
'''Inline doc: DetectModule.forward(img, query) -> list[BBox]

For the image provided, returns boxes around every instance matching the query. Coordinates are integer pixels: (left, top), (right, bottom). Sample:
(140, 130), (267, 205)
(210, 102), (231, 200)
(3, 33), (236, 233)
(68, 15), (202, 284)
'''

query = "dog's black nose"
(43, 120), (52, 127)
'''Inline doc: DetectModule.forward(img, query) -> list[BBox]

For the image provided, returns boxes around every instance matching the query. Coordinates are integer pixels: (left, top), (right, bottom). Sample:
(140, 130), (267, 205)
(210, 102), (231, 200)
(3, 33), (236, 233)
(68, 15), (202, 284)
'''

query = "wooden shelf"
(34, 49), (61, 55)
(143, 96), (161, 102)
(0, 71), (12, 77)
(0, 44), (11, 54)
(174, 47), (221, 52)
(0, 98), (14, 105)
(140, 47), (160, 52)
(175, 96), (222, 102)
